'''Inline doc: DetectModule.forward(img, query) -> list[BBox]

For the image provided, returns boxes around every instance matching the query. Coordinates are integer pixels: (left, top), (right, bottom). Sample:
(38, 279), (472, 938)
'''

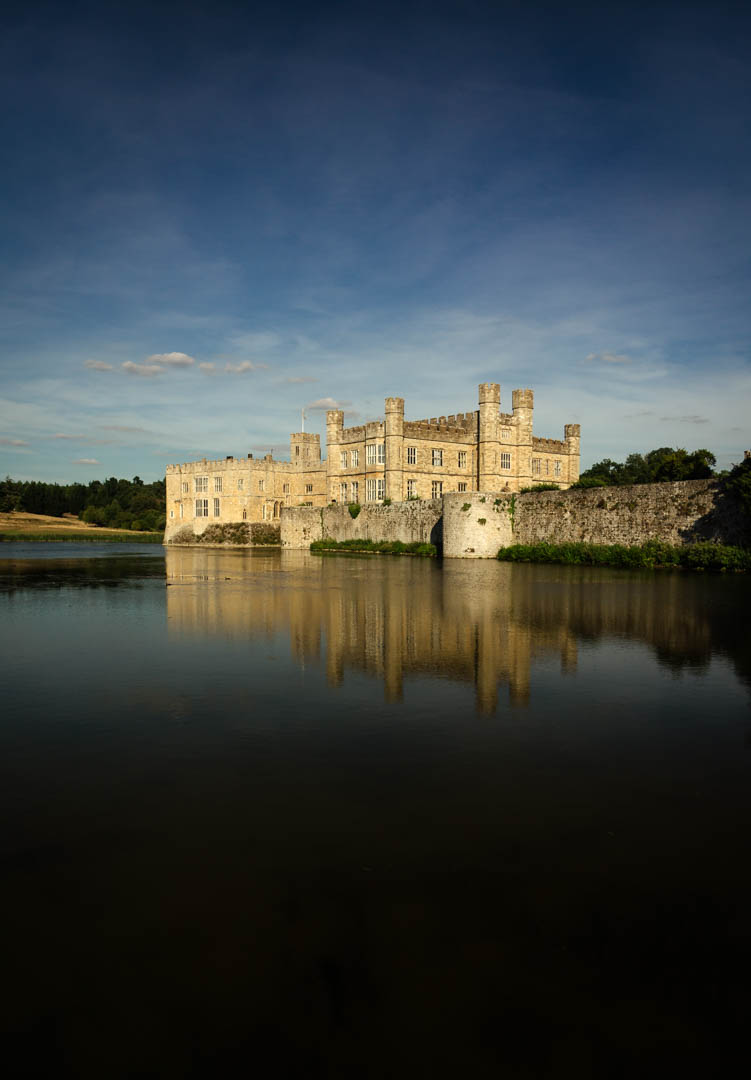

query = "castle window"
(340, 482), (348, 501)
(213, 498), (220, 517)
(350, 449), (358, 468)
(214, 477), (222, 493)
(366, 478), (385, 501)
(532, 458), (541, 475)
(195, 499), (208, 517)
(407, 446), (416, 465)
(350, 481), (358, 501)
(501, 427), (511, 440)
(407, 479), (417, 498)
(258, 479), (264, 492)
(181, 481), (189, 493)
(242, 509), (247, 520)
(340, 451), (348, 468)
(283, 483), (290, 494)
(195, 476), (208, 493)
(545, 461), (549, 475)
(179, 504), (184, 518)
(431, 481), (443, 498)
(169, 510), (174, 519)
(500, 453), (511, 470)
(295, 446), (300, 457)
(458, 451), (467, 468)
(366, 443), (385, 466)
(554, 460), (561, 477)
(458, 483), (467, 492)
(432, 449), (443, 466)
(262, 505), (267, 520)
(305, 484), (313, 494)
(237, 478), (244, 490)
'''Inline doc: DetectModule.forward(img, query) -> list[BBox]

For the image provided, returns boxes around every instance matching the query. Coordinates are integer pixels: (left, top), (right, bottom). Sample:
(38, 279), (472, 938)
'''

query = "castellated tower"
(564, 424), (581, 484)
(289, 432), (321, 466)
(511, 388), (534, 489)
(478, 382), (501, 491)
(384, 396), (405, 502)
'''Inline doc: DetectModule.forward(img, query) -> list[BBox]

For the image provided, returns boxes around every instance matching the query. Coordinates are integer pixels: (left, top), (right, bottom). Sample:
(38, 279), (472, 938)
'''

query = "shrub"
(310, 538), (436, 557)
(496, 540), (751, 571)
(382, 497), (392, 506)
(477, 518), (486, 525)
(348, 503), (361, 518)
(519, 483), (560, 494)
(462, 503), (471, 512)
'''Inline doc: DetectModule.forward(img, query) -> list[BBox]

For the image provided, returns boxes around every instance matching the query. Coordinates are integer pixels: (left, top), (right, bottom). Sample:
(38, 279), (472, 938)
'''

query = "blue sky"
(1, 0), (749, 482)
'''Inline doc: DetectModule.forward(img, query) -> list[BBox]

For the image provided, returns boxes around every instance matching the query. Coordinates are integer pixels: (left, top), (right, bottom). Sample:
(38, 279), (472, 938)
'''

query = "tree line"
(575, 446), (718, 487)
(0, 475), (166, 532)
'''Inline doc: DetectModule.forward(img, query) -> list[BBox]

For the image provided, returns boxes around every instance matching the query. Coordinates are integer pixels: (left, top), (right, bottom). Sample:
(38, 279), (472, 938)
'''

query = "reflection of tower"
(384, 396), (404, 503)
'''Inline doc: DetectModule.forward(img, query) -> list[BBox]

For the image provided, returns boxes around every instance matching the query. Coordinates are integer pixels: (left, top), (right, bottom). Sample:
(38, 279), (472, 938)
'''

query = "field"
(0, 511), (163, 543)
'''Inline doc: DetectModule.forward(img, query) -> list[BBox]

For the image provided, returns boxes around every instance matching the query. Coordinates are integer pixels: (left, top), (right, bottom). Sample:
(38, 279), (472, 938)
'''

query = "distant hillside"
(0, 476), (165, 532)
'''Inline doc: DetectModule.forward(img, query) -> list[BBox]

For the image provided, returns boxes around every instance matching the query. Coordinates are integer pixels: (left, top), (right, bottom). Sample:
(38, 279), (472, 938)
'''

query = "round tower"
(384, 396), (405, 502)
(564, 423), (581, 485)
(478, 383), (501, 492)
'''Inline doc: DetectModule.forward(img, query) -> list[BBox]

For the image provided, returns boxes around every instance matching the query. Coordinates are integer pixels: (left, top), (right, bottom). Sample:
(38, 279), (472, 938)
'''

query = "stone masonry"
(165, 382), (580, 542)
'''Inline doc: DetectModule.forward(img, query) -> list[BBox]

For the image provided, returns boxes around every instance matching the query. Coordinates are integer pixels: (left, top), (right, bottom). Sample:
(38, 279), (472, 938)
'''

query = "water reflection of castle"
(165, 550), (579, 711)
(165, 549), (735, 712)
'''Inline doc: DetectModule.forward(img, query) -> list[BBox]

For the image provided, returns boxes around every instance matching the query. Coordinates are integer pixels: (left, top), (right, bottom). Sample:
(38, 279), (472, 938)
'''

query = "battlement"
(478, 382), (501, 405)
(512, 388), (534, 410)
(385, 396), (404, 413)
(532, 436), (566, 453)
(564, 424), (581, 439)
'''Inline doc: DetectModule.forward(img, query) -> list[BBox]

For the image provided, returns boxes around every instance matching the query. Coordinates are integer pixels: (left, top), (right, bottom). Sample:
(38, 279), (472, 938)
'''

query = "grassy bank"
(496, 540), (751, 571)
(0, 531), (163, 544)
(311, 538), (437, 557)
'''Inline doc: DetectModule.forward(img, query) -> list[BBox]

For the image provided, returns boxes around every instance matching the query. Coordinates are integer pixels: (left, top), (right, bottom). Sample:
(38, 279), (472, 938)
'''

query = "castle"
(164, 382), (580, 540)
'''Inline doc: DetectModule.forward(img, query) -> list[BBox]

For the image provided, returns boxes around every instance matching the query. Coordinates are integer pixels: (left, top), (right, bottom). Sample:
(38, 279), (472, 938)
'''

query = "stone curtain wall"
(238, 480), (747, 555)
(513, 479), (745, 548)
(280, 500), (444, 549)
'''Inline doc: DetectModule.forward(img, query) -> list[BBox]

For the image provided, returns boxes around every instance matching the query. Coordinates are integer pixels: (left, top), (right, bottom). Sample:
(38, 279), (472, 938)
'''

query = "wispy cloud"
(584, 352), (633, 365)
(98, 424), (149, 433)
(0, 437), (29, 446)
(84, 359), (113, 371)
(122, 361), (164, 377)
(199, 361), (217, 374)
(73, 458), (101, 465)
(53, 433), (84, 440)
(280, 375), (319, 384)
(307, 397), (351, 410)
(658, 415), (709, 424)
(225, 360), (268, 373)
(146, 351), (195, 367)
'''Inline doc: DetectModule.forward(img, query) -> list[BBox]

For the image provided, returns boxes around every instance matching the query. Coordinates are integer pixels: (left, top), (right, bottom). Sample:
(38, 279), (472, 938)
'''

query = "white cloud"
(0, 437), (29, 446)
(225, 360), (268, 373)
(280, 375), (319, 384)
(84, 359), (113, 371)
(199, 361), (217, 374)
(73, 458), (101, 465)
(146, 351), (196, 367)
(306, 397), (351, 410)
(123, 361), (164, 377)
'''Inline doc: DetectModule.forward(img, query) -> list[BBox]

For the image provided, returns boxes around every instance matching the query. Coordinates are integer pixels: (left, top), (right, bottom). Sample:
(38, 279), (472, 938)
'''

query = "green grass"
(0, 531), (163, 544)
(311, 538), (437, 557)
(496, 539), (751, 571)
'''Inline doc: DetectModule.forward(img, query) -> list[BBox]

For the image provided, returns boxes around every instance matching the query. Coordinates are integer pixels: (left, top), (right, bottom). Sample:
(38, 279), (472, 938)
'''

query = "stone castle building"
(165, 382), (580, 540)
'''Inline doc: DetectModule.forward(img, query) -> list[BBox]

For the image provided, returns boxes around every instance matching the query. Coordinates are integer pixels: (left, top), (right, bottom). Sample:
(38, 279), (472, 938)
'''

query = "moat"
(2, 545), (750, 1077)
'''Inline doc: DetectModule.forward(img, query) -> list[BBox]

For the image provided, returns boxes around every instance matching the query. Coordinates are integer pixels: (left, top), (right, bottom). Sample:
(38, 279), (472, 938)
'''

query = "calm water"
(2, 545), (750, 1078)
